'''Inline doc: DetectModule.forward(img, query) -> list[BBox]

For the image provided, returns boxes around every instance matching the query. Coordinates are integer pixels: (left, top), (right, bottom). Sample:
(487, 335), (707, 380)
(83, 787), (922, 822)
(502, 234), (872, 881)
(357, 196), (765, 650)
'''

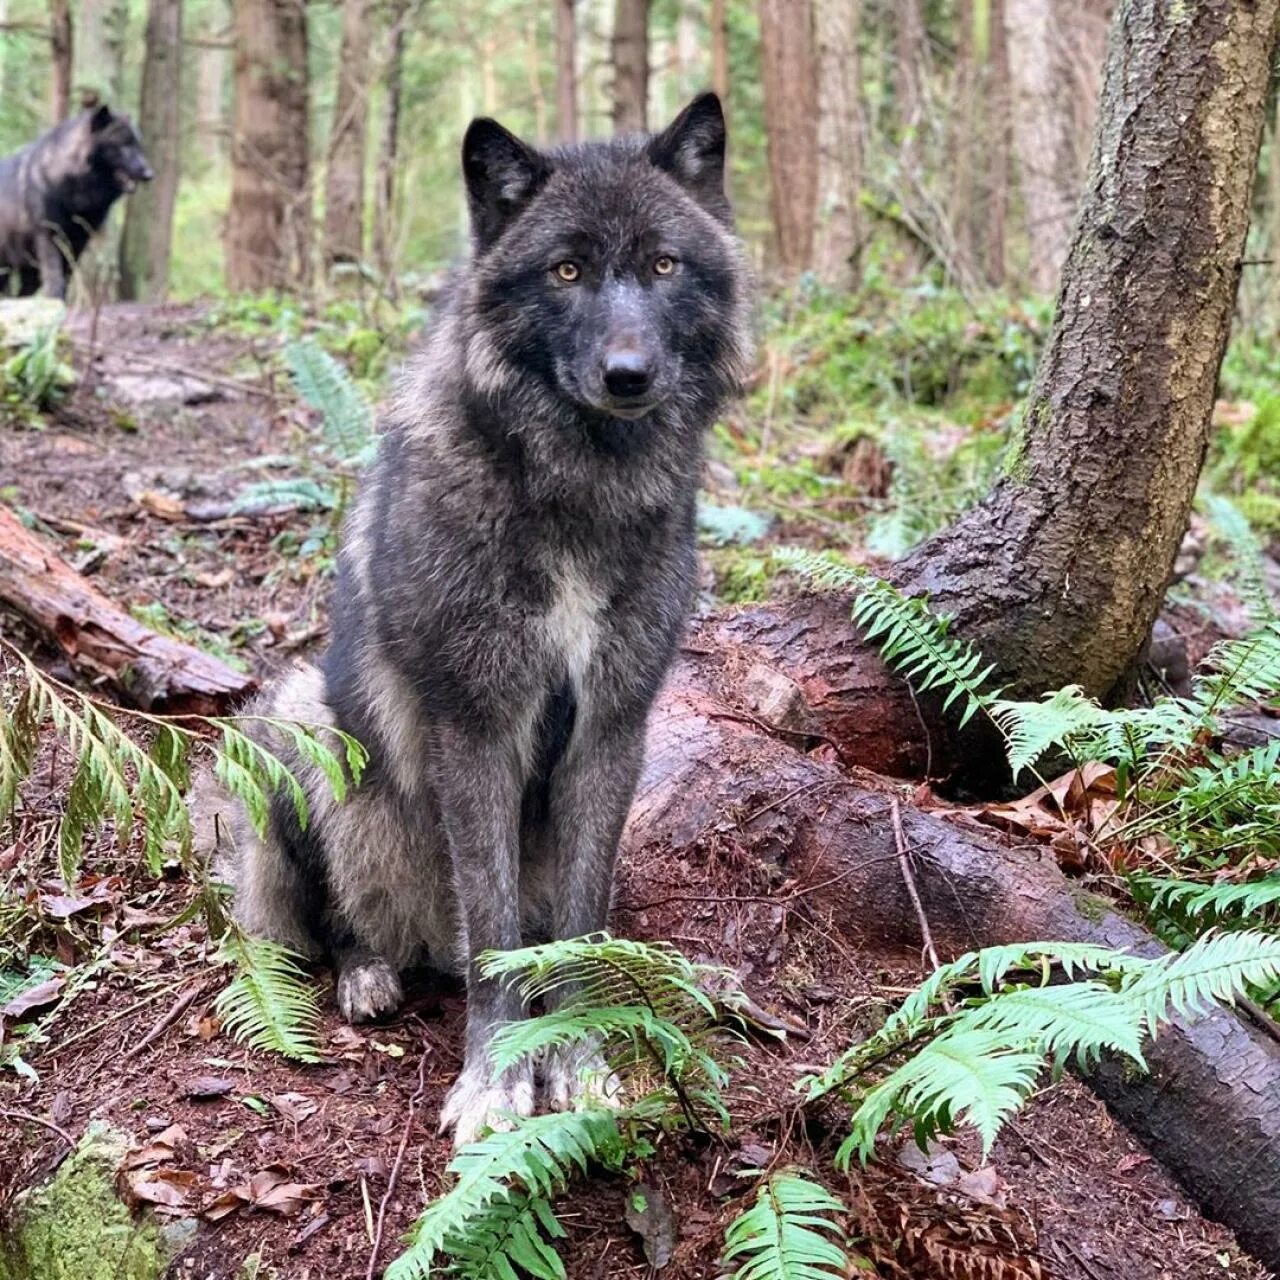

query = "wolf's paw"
(439, 1063), (535, 1149)
(543, 1044), (623, 1113)
(336, 956), (403, 1023)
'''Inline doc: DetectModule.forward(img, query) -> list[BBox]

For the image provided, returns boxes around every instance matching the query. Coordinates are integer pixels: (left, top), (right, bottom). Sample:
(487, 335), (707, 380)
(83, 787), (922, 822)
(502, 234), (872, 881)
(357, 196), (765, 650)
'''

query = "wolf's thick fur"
(0, 104), (153, 299)
(229, 94), (752, 1144)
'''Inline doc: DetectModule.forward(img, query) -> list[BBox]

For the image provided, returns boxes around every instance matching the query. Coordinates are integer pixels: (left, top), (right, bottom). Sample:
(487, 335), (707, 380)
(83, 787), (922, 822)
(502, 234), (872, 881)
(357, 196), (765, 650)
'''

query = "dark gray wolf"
(0, 104), (153, 299)
(228, 93), (752, 1145)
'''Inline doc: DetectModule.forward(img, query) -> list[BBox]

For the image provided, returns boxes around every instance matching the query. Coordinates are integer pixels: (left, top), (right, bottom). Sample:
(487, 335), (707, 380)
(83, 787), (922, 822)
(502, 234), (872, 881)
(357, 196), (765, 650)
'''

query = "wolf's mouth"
(606, 402), (657, 421)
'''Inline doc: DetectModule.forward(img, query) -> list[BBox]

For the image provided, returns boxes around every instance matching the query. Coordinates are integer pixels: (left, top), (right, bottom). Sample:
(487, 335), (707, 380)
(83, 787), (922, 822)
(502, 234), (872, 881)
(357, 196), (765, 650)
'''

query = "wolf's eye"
(554, 261), (581, 283)
(653, 255), (677, 277)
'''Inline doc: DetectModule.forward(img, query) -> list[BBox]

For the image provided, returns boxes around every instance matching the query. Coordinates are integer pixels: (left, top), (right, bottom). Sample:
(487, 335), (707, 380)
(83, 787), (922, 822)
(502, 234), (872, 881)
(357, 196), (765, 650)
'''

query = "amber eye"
(554, 260), (581, 283)
(653, 254), (677, 276)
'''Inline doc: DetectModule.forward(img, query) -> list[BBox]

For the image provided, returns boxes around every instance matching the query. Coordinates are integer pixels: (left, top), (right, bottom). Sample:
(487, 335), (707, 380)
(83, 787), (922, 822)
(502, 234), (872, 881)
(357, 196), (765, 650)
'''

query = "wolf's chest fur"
(540, 563), (608, 693)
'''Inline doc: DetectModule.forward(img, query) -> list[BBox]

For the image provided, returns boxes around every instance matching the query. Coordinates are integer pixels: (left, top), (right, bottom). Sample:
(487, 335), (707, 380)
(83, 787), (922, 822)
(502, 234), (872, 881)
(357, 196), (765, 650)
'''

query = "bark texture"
(556, 0), (578, 142)
(611, 0), (648, 133)
(893, 0), (925, 150)
(758, 0), (817, 277)
(48, 0), (72, 122)
(710, 0), (728, 104)
(813, 0), (861, 290)
(982, 0), (1011, 286)
(118, 0), (182, 302)
(372, 0), (407, 285)
(0, 507), (254, 714)
(195, 0), (231, 164)
(73, 0), (125, 102)
(225, 0), (311, 292)
(903, 0), (1280, 701)
(323, 0), (372, 269)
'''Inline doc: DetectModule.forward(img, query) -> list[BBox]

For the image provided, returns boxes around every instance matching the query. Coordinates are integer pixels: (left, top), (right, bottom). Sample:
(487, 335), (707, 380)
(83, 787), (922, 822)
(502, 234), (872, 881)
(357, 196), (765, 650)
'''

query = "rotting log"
(625, 655), (1280, 1271)
(0, 506), (256, 715)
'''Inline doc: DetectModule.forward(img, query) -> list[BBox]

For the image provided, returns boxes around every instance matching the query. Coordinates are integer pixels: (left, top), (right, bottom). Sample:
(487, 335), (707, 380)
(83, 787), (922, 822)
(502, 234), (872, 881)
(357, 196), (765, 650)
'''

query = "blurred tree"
(813, 0), (860, 289)
(73, 0), (125, 102)
(225, 0), (311, 290)
(118, 0), (182, 300)
(611, 0), (647, 131)
(893, 0), (924, 157)
(556, 0), (577, 140)
(759, 0), (816, 277)
(372, 0), (407, 284)
(982, 0), (1010, 286)
(710, 0), (726, 103)
(323, 0), (371, 269)
(194, 0), (231, 165)
(48, 0), (71, 119)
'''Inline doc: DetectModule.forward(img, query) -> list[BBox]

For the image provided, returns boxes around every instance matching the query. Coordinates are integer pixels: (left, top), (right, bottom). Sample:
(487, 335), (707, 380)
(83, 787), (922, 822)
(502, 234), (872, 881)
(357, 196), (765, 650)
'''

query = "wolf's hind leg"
(334, 943), (403, 1023)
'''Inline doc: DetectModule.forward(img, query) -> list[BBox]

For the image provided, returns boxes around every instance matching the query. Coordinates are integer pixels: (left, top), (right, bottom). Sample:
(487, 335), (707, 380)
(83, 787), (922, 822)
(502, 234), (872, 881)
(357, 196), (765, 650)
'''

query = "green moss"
(1, 1123), (165, 1280)
(706, 549), (776, 604)
(1234, 491), (1280, 537)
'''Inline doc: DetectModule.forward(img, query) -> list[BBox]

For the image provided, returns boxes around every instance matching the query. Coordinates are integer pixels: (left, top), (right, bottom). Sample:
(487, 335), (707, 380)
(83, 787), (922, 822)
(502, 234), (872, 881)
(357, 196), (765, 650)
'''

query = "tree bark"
(322, 0), (372, 271)
(710, 0), (728, 104)
(982, 0), (1011, 286)
(901, 0), (1280, 702)
(893, 0), (925, 152)
(195, 0), (230, 165)
(812, 0), (861, 290)
(555, 0), (578, 142)
(48, 0), (72, 122)
(225, 0), (311, 292)
(758, 0), (817, 278)
(118, 0), (182, 302)
(611, 0), (648, 133)
(950, 0), (979, 285)
(0, 507), (255, 714)
(372, 0), (407, 287)
(72, 0), (125, 103)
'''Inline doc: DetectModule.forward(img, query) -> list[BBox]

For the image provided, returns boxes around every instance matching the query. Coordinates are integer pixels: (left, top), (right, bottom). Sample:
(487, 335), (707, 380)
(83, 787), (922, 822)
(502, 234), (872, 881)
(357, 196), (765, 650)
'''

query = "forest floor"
(0, 302), (1272, 1280)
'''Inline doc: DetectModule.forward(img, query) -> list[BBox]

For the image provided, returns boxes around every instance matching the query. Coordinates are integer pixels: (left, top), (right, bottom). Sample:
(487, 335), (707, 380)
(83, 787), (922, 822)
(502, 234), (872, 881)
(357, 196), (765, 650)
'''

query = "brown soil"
(0, 304), (1269, 1280)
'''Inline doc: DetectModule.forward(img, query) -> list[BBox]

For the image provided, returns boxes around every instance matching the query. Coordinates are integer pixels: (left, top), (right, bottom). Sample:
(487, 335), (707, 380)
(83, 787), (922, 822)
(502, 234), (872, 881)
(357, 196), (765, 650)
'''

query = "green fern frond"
(0, 683), (38, 823)
(1142, 873), (1280, 921)
(284, 340), (376, 465)
(722, 1169), (850, 1280)
(214, 929), (322, 1063)
(1191, 621), (1280, 722)
(1202, 494), (1277, 625)
(386, 1108), (623, 1280)
(228, 477), (339, 515)
(443, 1192), (567, 1280)
(989, 685), (1110, 778)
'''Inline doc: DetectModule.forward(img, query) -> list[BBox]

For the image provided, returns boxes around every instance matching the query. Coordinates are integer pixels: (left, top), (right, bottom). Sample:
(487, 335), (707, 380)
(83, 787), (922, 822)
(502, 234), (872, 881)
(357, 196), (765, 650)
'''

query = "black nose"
(603, 349), (653, 400)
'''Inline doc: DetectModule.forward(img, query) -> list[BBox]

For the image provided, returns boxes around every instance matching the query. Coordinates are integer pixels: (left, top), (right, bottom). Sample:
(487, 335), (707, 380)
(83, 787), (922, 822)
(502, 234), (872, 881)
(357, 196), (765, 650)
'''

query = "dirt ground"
(0, 304), (1269, 1280)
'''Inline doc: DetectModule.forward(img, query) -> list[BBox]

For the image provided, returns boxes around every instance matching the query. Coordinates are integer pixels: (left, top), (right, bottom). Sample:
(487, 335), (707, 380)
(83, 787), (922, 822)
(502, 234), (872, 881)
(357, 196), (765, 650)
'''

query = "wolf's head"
(85, 105), (154, 193)
(459, 94), (750, 427)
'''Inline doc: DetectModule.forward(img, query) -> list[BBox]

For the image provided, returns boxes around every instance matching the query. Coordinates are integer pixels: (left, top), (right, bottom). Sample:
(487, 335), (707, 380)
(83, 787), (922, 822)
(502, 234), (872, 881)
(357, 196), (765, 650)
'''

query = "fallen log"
(626, 656), (1280, 1272)
(0, 506), (256, 715)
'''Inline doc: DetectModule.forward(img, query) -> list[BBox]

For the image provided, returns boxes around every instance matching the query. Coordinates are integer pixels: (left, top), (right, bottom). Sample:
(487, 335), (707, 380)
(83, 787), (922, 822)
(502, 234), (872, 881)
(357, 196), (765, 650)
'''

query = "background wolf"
(0, 103), (153, 299)
(228, 92), (752, 1145)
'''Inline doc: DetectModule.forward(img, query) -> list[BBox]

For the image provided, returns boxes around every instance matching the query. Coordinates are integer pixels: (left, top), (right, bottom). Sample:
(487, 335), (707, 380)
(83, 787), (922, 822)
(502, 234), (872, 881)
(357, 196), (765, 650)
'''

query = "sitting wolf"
(0, 104), (153, 299)
(228, 93), (752, 1145)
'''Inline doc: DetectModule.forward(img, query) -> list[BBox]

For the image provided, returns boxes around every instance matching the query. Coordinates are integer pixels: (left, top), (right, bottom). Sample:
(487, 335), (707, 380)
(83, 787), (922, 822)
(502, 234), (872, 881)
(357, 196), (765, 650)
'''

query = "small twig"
(891, 795), (942, 972)
(0, 1108), (76, 1147)
(122, 980), (209, 1060)
(366, 1028), (431, 1280)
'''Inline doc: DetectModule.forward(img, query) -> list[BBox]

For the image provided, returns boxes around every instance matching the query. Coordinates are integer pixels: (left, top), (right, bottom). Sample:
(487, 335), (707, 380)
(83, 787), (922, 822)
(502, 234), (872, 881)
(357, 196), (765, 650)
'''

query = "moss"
(1235, 491), (1280, 537)
(706, 549), (776, 604)
(1, 1123), (166, 1280)
(1072, 890), (1112, 924)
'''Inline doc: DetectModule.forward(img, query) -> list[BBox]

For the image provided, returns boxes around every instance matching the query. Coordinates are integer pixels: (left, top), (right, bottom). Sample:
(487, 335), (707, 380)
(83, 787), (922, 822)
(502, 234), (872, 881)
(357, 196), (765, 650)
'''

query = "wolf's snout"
(138, 164), (155, 182)
(602, 348), (654, 401)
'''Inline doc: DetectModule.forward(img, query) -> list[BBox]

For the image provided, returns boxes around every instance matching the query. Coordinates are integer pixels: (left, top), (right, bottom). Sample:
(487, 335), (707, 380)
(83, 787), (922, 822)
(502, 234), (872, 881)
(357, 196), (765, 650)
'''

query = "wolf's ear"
(462, 118), (552, 251)
(647, 93), (729, 222)
(89, 104), (114, 132)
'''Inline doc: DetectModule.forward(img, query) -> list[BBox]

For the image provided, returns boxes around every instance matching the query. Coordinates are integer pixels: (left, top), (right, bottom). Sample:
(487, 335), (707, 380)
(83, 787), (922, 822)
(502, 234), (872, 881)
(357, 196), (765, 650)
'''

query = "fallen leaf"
(955, 1165), (1007, 1208)
(269, 1092), (318, 1124)
(625, 1183), (678, 1270)
(184, 1076), (235, 1100)
(126, 1167), (198, 1210)
(1, 977), (66, 1019)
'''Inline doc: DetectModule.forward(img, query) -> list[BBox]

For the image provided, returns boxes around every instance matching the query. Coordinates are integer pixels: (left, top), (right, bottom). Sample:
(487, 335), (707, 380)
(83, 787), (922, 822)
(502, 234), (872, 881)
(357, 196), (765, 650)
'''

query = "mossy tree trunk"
(902, 0), (1280, 702)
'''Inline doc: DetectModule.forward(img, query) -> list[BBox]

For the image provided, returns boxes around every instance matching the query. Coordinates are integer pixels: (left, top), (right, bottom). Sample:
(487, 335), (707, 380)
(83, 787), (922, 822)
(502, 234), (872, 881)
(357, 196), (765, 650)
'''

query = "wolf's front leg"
(35, 232), (66, 300)
(542, 722), (647, 1111)
(433, 728), (534, 1147)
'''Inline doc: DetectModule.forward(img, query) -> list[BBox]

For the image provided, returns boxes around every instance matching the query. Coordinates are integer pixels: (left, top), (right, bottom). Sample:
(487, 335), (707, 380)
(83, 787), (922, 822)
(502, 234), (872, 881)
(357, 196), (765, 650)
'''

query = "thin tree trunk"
(225, 0), (311, 292)
(73, 0), (125, 102)
(893, 0), (924, 151)
(48, 0), (72, 121)
(555, 0), (579, 141)
(118, 0), (182, 301)
(759, 0), (817, 278)
(982, 0), (1010, 286)
(951, 0), (978, 284)
(902, 0), (1280, 700)
(372, 0), (406, 287)
(195, 0), (230, 164)
(611, 0), (648, 133)
(710, 0), (727, 103)
(812, 0), (861, 290)
(526, 15), (548, 142)
(323, 0), (372, 270)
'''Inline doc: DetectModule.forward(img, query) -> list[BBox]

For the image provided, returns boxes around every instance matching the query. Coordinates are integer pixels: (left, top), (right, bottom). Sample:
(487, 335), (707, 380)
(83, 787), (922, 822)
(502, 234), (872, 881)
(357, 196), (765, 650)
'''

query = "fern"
(722, 1170), (851, 1280)
(1202, 494), (1277, 626)
(284, 339), (376, 465)
(386, 1109), (624, 1280)
(228, 476), (339, 515)
(1142, 873), (1280, 921)
(214, 928), (323, 1063)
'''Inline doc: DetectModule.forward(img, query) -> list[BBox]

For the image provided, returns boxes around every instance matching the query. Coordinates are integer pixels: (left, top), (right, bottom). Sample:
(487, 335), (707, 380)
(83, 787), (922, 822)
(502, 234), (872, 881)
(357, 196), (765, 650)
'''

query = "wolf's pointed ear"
(462, 118), (552, 252)
(89, 104), (113, 132)
(647, 93), (729, 222)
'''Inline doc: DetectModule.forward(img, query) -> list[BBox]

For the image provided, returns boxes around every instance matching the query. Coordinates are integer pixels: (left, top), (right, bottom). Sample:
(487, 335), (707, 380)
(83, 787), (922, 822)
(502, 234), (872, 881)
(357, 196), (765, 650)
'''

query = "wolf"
(225, 92), (752, 1146)
(0, 103), (153, 299)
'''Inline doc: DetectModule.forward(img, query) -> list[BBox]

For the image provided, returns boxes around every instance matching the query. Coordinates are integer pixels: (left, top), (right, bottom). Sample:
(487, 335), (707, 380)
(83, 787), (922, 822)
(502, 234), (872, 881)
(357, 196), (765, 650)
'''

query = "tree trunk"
(893, 0), (925, 151)
(73, 0), (125, 103)
(812, 0), (861, 290)
(225, 0), (311, 292)
(555, 0), (578, 142)
(950, 0), (978, 284)
(982, 0), (1011, 286)
(372, 0), (407, 286)
(48, 0), (72, 122)
(710, 0), (728, 103)
(118, 0), (182, 302)
(758, 0), (817, 278)
(902, 0), (1280, 701)
(322, 0), (372, 271)
(611, 0), (648, 133)
(195, 0), (230, 165)
(526, 15), (548, 142)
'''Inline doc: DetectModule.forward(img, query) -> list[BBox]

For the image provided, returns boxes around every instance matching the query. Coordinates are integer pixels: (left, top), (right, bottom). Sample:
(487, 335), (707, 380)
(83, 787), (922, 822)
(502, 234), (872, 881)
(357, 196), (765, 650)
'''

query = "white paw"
(543, 1045), (623, 1113)
(336, 957), (403, 1023)
(439, 1063), (535, 1149)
